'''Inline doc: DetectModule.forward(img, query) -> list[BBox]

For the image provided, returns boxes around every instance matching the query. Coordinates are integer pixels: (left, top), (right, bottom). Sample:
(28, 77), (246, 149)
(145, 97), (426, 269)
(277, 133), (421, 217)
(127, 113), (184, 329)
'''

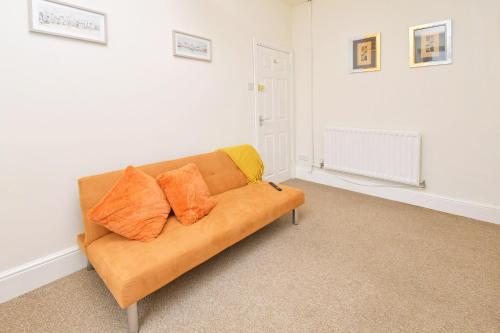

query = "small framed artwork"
(409, 20), (452, 68)
(173, 31), (212, 62)
(28, 0), (107, 44)
(351, 33), (381, 73)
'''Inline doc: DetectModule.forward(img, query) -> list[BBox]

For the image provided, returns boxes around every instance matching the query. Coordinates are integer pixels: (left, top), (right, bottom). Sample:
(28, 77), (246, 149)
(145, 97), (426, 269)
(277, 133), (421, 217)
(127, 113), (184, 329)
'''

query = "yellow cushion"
(219, 144), (264, 183)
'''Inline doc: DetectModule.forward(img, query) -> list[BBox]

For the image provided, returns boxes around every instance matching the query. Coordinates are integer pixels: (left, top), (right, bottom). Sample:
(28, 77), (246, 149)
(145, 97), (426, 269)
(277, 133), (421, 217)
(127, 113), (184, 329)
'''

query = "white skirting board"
(296, 167), (500, 225)
(1, 170), (498, 304)
(0, 246), (86, 304)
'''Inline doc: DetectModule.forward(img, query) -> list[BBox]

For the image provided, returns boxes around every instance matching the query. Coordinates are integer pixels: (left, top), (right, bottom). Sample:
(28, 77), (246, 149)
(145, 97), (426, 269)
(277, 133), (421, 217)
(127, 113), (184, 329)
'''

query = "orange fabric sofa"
(77, 151), (305, 333)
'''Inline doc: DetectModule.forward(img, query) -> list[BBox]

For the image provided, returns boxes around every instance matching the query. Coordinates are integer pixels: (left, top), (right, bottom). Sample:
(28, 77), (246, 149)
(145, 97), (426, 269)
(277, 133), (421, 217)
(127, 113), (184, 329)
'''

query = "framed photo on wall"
(28, 0), (107, 44)
(409, 20), (452, 67)
(173, 31), (212, 62)
(351, 33), (381, 73)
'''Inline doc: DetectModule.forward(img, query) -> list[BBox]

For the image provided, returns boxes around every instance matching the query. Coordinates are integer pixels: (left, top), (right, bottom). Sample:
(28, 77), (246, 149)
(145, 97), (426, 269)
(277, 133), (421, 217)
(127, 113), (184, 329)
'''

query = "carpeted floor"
(1, 179), (499, 333)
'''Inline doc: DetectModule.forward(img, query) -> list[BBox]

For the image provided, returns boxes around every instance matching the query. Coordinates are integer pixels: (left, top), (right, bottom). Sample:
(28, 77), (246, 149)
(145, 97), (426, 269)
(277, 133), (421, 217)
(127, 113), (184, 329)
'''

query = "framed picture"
(28, 0), (107, 44)
(351, 33), (381, 73)
(409, 20), (452, 68)
(173, 31), (212, 62)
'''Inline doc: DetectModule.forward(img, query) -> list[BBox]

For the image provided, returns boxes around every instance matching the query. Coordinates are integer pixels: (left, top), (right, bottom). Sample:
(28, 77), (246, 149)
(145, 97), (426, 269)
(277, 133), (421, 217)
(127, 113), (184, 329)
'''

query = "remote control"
(269, 182), (283, 191)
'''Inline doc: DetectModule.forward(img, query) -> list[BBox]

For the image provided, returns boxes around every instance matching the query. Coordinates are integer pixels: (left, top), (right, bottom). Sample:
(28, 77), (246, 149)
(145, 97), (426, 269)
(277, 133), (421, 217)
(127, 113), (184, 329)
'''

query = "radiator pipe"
(311, 164), (427, 189)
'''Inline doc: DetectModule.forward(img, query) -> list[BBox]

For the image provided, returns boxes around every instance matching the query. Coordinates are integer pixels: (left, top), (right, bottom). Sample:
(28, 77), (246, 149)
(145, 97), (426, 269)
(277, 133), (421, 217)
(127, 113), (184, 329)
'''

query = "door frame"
(252, 38), (296, 180)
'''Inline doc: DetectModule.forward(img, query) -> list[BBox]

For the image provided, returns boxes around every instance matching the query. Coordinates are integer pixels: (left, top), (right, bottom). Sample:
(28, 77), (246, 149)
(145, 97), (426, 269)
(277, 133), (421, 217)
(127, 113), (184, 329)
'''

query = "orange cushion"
(157, 163), (217, 225)
(87, 166), (170, 241)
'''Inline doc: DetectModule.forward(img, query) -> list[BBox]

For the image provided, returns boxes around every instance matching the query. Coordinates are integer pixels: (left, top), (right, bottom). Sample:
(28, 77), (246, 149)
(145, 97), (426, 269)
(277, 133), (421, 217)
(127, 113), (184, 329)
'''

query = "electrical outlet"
(298, 155), (309, 162)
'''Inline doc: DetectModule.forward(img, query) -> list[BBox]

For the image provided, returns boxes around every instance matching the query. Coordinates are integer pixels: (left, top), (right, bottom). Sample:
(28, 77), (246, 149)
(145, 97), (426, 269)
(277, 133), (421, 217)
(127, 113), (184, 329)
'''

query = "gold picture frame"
(351, 33), (381, 73)
(409, 20), (452, 68)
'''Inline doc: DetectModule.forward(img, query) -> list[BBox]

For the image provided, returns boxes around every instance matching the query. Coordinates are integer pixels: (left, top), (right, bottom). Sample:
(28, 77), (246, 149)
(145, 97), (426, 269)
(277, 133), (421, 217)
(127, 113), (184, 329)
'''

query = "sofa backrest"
(78, 151), (248, 246)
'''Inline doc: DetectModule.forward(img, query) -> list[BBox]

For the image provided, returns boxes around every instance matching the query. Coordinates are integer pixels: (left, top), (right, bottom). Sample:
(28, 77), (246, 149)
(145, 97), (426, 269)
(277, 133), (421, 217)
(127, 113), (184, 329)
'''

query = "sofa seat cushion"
(85, 182), (304, 309)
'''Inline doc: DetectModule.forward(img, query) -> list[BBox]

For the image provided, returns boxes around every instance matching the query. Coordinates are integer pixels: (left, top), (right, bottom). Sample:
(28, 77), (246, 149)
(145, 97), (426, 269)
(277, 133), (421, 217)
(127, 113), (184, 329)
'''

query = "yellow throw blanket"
(219, 144), (264, 183)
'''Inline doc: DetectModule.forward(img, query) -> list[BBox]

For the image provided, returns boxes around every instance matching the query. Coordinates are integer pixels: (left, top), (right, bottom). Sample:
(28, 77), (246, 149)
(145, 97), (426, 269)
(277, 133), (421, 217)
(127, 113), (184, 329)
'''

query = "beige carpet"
(1, 179), (499, 333)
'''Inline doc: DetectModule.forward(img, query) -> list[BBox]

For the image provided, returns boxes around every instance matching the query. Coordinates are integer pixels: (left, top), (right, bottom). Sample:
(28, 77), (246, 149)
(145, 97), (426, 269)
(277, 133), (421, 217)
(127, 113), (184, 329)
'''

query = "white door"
(255, 44), (292, 184)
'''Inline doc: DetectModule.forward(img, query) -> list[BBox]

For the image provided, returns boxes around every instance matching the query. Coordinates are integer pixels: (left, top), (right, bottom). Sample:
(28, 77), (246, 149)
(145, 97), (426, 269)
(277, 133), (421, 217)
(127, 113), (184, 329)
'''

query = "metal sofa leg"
(127, 303), (139, 333)
(292, 209), (299, 225)
(86, 260), (94, 271)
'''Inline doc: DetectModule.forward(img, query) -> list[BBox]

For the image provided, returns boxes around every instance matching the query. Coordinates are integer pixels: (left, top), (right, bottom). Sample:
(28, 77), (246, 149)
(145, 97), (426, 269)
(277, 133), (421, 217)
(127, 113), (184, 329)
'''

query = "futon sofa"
(77, 151), (305, 333)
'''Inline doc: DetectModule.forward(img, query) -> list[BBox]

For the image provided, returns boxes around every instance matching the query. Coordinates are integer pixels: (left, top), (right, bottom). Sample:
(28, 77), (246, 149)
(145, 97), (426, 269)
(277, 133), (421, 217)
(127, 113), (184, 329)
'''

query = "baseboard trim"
(1, 169), (498, 304)
(0, 246), (86, 304)
(296, 167), (500, 225)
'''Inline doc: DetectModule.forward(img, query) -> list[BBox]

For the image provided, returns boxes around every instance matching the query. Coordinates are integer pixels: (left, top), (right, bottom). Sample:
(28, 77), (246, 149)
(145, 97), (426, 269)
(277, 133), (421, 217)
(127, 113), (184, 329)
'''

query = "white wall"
(291, 2), (312, 167)
(292, 0), (500, 212)
(0, 0), (291, 273)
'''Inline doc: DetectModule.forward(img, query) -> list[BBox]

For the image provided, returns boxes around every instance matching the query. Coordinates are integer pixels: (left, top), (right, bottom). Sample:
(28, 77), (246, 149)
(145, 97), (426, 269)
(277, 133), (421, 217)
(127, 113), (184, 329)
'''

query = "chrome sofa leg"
(86, 260), (94, 271)
(292, 209), (299, 225)
(127, 303), (139, 333)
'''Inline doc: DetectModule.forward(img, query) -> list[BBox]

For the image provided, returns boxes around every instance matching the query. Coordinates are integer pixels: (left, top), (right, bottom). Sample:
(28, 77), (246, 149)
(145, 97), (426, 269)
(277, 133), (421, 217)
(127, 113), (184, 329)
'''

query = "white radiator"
(324, 128), (422, 186)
